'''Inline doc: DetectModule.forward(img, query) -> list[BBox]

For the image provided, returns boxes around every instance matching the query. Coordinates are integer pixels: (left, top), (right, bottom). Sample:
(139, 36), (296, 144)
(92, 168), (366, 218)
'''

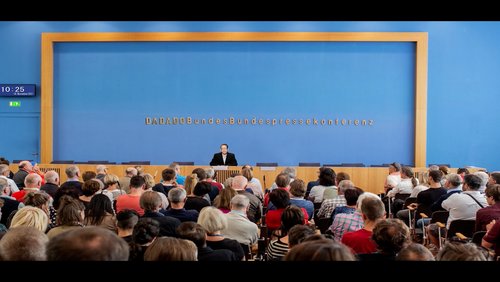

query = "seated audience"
(287, 224), (317, 248)
(47, 196), (85, 239)
(213, 186), (237, 213)
(223, 195), (259, 246)
(267, 205), (306, 261)
(10, 206), (49, 232)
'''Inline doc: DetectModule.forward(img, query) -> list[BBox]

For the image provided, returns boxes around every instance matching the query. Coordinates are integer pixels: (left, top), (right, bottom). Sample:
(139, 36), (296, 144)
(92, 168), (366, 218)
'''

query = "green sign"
(9, 101), (21, 107)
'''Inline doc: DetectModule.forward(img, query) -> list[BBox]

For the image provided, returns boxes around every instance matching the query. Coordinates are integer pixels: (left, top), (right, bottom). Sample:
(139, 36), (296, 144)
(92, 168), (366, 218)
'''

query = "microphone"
(263, 175), (266, 190)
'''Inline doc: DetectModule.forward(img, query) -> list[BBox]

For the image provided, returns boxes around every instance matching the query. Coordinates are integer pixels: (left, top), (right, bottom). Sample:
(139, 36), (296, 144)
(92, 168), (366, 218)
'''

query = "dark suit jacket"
(210, 152), (238, 166)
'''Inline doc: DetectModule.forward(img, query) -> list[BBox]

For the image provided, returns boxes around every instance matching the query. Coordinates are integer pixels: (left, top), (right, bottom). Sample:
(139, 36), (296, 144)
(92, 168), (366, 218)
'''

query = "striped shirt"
(266, 238), (289, 261)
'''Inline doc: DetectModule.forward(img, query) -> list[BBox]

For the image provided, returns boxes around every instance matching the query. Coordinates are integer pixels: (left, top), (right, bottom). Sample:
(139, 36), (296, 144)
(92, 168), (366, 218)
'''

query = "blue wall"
(0, 21), (499, 169)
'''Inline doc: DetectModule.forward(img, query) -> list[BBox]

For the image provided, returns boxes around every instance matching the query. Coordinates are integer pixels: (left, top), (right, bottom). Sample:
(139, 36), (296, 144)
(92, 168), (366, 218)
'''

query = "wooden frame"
(41, 32), (428, 166)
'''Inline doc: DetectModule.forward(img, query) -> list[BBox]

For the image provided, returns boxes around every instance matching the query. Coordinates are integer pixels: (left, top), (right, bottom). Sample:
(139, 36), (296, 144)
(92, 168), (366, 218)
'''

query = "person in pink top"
(342, 196), (386, 254)
(116, 175), (145, 216)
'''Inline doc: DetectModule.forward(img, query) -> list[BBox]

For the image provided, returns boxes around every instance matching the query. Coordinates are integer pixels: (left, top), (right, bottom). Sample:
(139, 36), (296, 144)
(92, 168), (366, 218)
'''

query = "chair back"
(471, 231), (487, 246)
(447, 219), (476, 239)
(430, 210), (449, 224)
(394, 193), (411, 201)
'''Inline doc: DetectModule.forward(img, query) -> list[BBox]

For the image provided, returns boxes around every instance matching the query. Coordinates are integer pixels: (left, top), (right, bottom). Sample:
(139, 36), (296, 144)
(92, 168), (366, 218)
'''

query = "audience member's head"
(445, 173), (462, 188)
(463, 174), (482, 191)
(241, 167), (253, 182)
(396, 243), (435, 261)
(24, 173), (42, 188)
(269, 188), (290, 209)
(56, 195), (85, 226)
(176, 222), (207, 248)
(65, 165), (80, 179)
(214, 186), (237, 210)
(85, 194), (114, 226)
(144, 237), (198, 261)
(230, 194), (250, 212)
(192, 168), (207, 181)
(275, 173), (290, 188)
(485, 184), (500, 204)
(281, 205), (305, 235)
(338, 180), (355, 194)
(44, 170), (59, 185)
(489, 172), (500, 185)
(140, 191), (162, 212)
(289, 179), (306, 198)
(81, 179), (101, 197)
(282, 167), (296, 180)
(223, 177), (234, 190)
(96, 165), (107, 175)
(372, 218), (411, 256)
(193, 182), (212, 197)
(198, 206), (227, 234)
(125, 167), (138, 177)
(47, 227), (129, 261)
(436, 242), (490, 261)
(344, 188), (363, 206)
(288, 224), (316, 248)
(360, 196), (386, 222)
(142, 173), (155, 190)
(23, 191), (50, 209)
(161, 168), (176, 182)
(132, 218), (160, 245)
(129, 175), (145, 189)
(232, 175), (248, 191)
(184, 173), (198, 195)
(82, 171), (97, 182)
(0, 226), (48, 261)
(10, 206), (48, 232)
(428, 170), (442, 184)
(168, 187), (187, 204)
(103, 174), (120, 188)
(285, 239), (356, 261)
(474, 171), (489, 191)
(389, 162), (402, 172)
(116, 209), (139, 231)
(319, 167), (336, 186)
(336, 172), (350, 186)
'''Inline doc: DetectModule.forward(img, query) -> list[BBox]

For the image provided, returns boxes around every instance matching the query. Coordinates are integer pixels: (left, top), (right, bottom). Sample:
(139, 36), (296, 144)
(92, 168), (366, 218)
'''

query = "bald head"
(25, 173), (42, 188)
(232, 175), (248, 191)
(44, 170), (59, 185)
(19, 160), (33, 172)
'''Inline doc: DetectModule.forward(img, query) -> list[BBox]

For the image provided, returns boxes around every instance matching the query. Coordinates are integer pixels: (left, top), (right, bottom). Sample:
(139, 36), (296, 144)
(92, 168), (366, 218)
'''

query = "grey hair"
(232, 175), (248, 191)
(24, 174), (42, 188)
(0, 164), (9, 175)
(445, 173), (462, 187)
(230, 194), (250, 210)
(0, 178), (8, 193)
(125, 167), (138, 176)
(205, 167), (215, 179)
(65, 165), (80, 178)
(96, 165), (107, 173)
(44, 170), (59, 184)
(338, 180), (355, 194)
(474, 171), (489, 187)
(168, 187), (187, 203)
(282, 167), (296, 179)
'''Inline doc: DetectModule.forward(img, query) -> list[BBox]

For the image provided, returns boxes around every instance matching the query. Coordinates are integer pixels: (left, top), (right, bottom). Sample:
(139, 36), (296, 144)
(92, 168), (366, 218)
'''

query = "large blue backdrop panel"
(53, 41), (415, 166)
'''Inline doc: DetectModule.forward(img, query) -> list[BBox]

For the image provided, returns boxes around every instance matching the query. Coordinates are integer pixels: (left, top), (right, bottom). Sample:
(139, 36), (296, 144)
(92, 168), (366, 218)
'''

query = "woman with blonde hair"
(144, 237), (198, 261)
(10, 206), (49, 232)
(184, 174), (199, 196)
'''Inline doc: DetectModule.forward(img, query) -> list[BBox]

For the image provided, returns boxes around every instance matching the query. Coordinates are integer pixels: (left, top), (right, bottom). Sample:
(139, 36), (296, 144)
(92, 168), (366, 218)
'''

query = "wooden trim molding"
(41, 32), (428, 166)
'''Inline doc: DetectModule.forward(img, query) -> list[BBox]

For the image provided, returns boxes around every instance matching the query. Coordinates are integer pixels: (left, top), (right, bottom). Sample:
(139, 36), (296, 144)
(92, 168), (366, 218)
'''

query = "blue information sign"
(0, 84), (36, 97)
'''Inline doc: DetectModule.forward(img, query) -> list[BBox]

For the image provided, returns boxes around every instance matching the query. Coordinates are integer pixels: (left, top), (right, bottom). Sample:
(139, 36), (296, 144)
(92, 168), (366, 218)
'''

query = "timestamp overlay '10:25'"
(0, 84), (36, 97)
